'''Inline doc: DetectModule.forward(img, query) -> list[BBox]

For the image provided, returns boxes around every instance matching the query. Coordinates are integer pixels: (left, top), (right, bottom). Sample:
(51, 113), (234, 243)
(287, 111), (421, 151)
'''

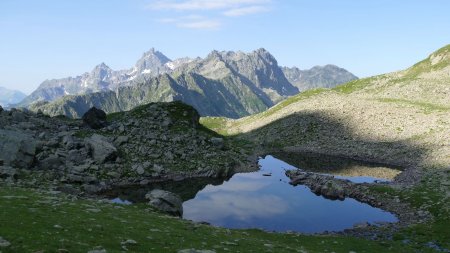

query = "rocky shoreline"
(285, 165), (431, 240)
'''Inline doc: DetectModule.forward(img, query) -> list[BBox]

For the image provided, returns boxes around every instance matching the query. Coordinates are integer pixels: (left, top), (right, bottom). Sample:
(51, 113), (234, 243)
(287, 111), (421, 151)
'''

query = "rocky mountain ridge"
(206, 44), (450, 169)
(18, 48), (357, 118)
(282, 64), (358, 92)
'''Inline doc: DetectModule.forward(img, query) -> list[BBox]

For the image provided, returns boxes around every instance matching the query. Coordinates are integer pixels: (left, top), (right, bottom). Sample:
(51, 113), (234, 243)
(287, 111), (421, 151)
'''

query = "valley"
(1, 44), (449, 253)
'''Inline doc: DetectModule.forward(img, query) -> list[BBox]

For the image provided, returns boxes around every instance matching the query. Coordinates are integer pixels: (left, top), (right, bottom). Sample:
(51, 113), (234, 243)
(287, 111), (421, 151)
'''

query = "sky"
(1, 0), (450, 94)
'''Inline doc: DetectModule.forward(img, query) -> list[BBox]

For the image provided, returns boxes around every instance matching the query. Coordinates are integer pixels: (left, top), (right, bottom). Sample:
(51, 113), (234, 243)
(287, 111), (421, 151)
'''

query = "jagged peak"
(92, 62), (111, 71)
(140, 48), (171, 62)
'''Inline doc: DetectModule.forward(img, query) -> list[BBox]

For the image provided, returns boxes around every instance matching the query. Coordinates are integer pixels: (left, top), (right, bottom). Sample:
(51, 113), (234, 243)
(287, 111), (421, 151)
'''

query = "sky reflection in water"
(183, 155), (397, 233)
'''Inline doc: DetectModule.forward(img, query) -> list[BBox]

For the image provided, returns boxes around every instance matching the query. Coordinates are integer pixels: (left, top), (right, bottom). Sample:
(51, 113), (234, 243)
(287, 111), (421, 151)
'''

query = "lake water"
(182, 155), (398, 233)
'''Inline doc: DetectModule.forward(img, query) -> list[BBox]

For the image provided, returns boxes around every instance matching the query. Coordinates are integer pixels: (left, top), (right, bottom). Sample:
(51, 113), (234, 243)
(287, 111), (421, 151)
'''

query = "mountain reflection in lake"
(182, 155), (397, 233)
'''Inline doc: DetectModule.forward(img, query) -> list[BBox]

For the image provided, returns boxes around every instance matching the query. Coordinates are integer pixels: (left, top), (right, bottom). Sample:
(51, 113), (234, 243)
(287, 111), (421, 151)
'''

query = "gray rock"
(67, 149), (89, 164)
(62, 134), (76, 150)
(145, 189), (183, 216)
(210, 137), (224, 149)
(132, 164), (145, 175)
(178, 249), (216, 253)
(0, 236), (11, 247)
(82, 107), (107, 129)
(83, 184), (103, 194)
(85, 134), (117, 163)
(114, 136), (128, 146)
(0, 129), (36, 168)
(0, 105), (3, 113)
(87, 250), (107, 253)
(11, 111), (26, 122)
(39, 155), (63, 170)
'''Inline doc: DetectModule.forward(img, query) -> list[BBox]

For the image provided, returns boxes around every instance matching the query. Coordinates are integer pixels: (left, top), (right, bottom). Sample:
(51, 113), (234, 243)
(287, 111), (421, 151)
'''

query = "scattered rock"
(145, 189), (183, 216)
(82, 107), (107, 129)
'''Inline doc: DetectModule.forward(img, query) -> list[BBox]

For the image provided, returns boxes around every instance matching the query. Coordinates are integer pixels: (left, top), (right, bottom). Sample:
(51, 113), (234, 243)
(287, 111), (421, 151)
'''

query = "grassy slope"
(200, 45), (450, 169)
(0, 186), (430, 253)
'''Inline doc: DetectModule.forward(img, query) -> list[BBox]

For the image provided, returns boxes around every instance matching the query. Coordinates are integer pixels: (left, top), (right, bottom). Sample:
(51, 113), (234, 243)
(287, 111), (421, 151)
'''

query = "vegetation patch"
(369, 170), (450, 251)
(377, 98), (450, 113)
(0, 186), (421, 253)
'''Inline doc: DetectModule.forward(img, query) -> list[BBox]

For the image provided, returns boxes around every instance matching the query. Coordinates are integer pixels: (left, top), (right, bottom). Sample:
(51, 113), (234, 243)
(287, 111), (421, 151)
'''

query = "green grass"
(260, 88), (329, 118)
(332, 76), (377, 94)
(369, 170), (450, 251)
(377, 98), (450, 114)
(0, 186), (423, 253)
(200, 117), (230, 136)
(406, 44), (450, 78)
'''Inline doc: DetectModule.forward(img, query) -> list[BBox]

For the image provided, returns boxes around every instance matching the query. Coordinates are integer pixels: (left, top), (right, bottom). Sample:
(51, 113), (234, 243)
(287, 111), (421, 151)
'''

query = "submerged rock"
(145, 189), (183, 216)
(82, 107), (107, 129)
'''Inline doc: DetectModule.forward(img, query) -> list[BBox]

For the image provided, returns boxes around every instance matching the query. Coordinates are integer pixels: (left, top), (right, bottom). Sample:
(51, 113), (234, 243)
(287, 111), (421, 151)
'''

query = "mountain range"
(211, 44), (450, 168)
(0, 87), (26, 107)
(20, 48), (357, 118)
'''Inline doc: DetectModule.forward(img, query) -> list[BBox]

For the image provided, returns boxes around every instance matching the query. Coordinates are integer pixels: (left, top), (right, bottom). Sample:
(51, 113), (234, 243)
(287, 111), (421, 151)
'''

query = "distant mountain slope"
(207, 44), (450, 168)
(23, 47), (358, 118)
(282, 65), (358, 91)
(29, 49), (301, 118)
(17, 48), (172, 107)
(0, 87), (26, 107)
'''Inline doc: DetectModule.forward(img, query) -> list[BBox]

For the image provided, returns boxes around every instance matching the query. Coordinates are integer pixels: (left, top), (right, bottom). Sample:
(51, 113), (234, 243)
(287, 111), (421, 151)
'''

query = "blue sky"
(1, 0), (450, 94)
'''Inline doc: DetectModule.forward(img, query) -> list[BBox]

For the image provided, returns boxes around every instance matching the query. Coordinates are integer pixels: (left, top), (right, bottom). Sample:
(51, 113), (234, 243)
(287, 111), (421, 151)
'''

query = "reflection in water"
(272, 152), (402, 183)
(182, 155), (398, 233)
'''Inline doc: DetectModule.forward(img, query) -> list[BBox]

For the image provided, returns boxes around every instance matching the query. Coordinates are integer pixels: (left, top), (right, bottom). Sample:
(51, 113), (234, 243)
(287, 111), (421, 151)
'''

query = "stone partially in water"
(145, 189), (183, 216)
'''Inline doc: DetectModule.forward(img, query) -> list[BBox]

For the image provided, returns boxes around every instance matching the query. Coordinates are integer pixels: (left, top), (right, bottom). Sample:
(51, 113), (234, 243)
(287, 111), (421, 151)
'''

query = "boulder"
(85, 134), (117, 163)
(0, 129), (36, 169)
(145, 189), (183, 216)
(0, 105), (3, 113)
(39, 155), (63, 170)
(82, 107), (107, 129)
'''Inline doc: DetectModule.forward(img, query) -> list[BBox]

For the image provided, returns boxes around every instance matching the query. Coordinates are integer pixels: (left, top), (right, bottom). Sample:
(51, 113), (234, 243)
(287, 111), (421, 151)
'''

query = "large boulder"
(85, 134), (117, 163)
(145, 189), (183, 216)
(0, 129), (36, 168)
(82, 107), (107, 129)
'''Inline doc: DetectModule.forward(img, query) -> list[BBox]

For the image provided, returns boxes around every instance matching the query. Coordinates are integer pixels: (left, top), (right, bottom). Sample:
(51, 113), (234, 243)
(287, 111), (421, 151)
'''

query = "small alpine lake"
(108, 153), (401, 233)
